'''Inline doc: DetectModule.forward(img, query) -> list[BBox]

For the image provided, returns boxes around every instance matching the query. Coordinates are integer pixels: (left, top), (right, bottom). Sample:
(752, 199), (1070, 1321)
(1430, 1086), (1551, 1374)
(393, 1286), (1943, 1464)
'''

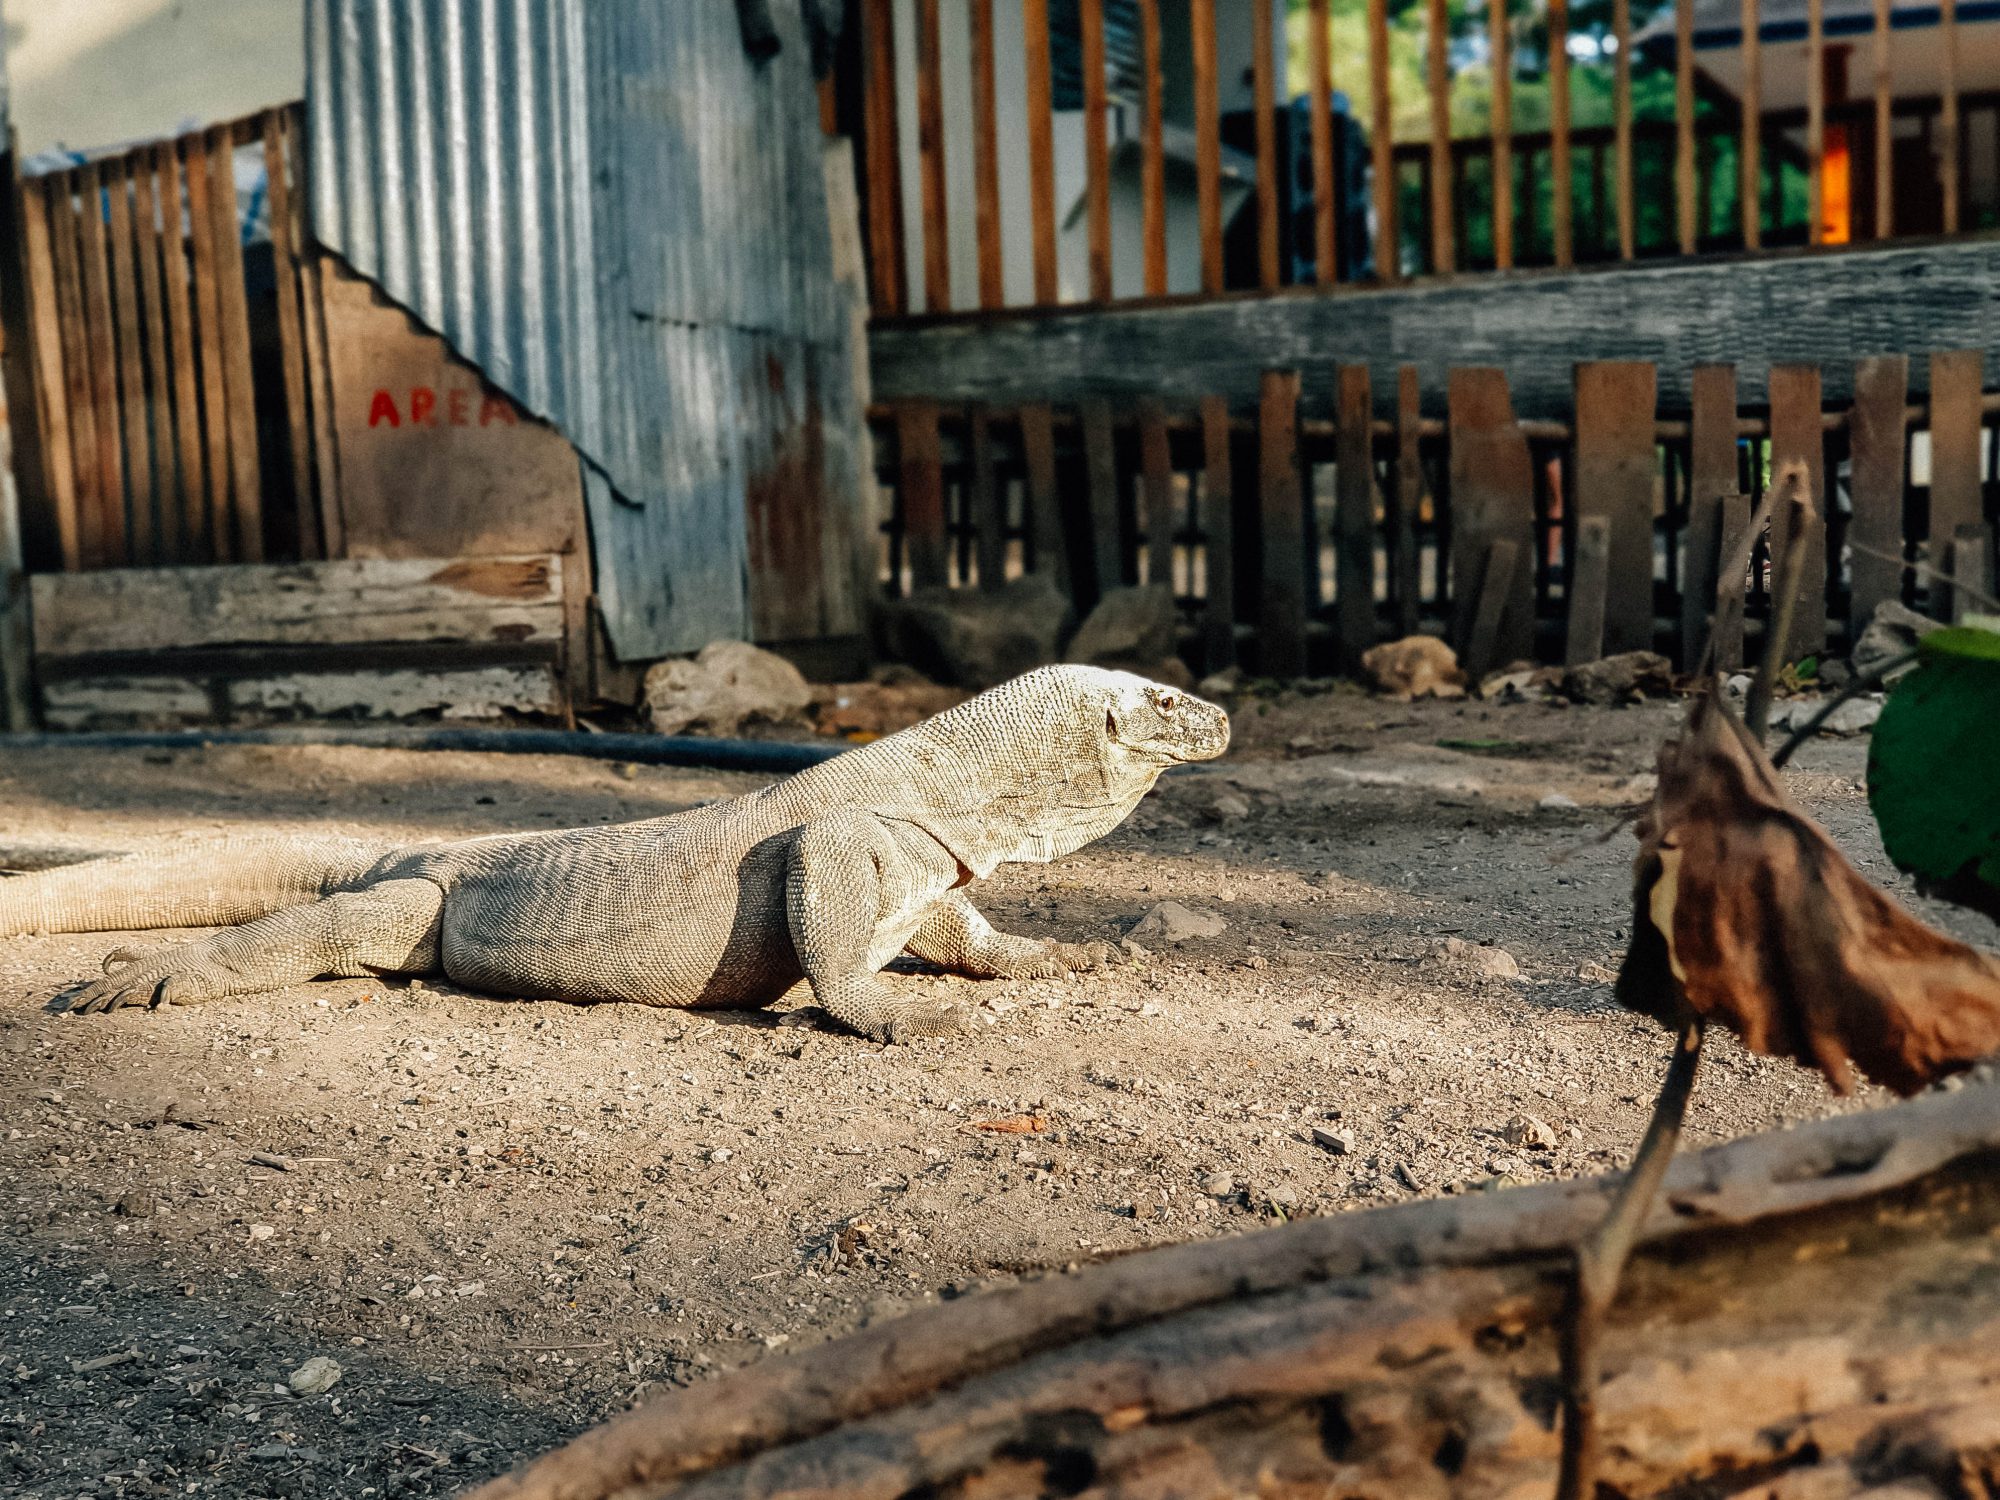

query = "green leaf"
(1866, 649), (2000, 917)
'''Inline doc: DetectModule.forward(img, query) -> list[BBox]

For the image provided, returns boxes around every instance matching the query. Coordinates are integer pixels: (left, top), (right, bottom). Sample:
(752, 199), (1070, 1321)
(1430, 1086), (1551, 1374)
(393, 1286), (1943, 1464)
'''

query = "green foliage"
(1866, 622), (2000, 918)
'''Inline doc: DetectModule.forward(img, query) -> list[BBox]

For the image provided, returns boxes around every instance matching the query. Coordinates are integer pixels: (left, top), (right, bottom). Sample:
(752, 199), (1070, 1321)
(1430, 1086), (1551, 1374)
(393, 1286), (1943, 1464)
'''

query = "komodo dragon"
(0, 666), (1228, 1041)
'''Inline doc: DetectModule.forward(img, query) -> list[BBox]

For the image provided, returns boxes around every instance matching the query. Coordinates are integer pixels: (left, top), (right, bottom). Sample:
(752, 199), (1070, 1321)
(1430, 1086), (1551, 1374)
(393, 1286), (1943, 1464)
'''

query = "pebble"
(1538, 791), (1581, 810)
(1128, 901), (1228, 944)
(1502, 1113), (1558, 1150)
(1437, 936), (1521, 981)
(288, 1356), (343, 1396)
(1198, 1171), (1235, 1196)
(1208, 792), (1252, 821)
(1311, 1127), (1356, 1155)
(246, 1223), (275, 1242)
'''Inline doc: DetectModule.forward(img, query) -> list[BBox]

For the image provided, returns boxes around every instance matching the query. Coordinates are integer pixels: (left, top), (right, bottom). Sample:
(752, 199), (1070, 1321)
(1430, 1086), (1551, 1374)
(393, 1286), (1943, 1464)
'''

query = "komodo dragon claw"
(67, 945), (219, 1013)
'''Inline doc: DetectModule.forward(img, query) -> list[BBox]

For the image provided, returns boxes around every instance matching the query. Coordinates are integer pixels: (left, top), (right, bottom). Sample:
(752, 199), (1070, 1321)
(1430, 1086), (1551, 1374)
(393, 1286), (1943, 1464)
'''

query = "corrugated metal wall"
(306, 0), (865, 658)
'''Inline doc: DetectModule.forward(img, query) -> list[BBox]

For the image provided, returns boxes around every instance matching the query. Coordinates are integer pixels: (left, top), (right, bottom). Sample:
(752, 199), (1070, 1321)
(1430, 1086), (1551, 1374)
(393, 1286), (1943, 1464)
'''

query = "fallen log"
(464, 1080), (2000, 1500)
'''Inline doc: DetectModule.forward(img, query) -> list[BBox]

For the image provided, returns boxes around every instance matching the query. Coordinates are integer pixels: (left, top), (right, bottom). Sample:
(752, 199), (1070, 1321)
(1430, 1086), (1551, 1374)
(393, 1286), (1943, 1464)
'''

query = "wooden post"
(1550, 0), (1574, 267)
(1192, 0), (1223, 294)
(207, 124), (264, 563)
(1941, 0), (1960, 234)
(1926, 350), (1983, 621)
(1018, 403), (1066, 588)
(969, 0), (1004, 309)
(1139, 401), (1175, 588)
(0, 373), (31, 727)
(1807, 0), (1824, 244)
(47, 175), (107, 567)
(1394, 365), (1423, 636)
(1080, 399), (1122, 600)
(915, 0), (950, 313)
(264, 110), (319, 560)
(968, 406), (1004, 590)
(1466, 540), (1521, 679)
(1251, 0), (1280, 290)
(1200, 395), (1235, 670)
(1614, 0), (1634, 260)
(1081, 0), (1113, 302)
(1448, 368), (1536, 671)
(1334, 366), (1377, 666)
(1713, 487), (1750, 669)
(1491, 0), (1514, 270)
(1564, 517), (1611, 666)
(1310, 0), (1337, 281)
(16, 174), (80, 571)
(1872, 0), (1892, 239)
(130, 154), (179, 561)
(1740, 0), (1761, 249)
(1571, 361), (1658, 657)
(1258, 371), (1307, 677)
(1766, 365), (1828, 659)
(104, 160), (156, 561)
(1023, 0), (1059, 304)
(1427, 0), (1454, 274)
(182, 132), (233, 561)
(1682, 364), (1738, 668)
(860, 0), (906, 315)
(1368, 0), (1396, 280)
(897, 402), (948, 590)
(1837, 356), (1906, 642)
(1675, 0), (1695, 254)
(75, 162), (128, 563)
(1139, 0), (1167, 297)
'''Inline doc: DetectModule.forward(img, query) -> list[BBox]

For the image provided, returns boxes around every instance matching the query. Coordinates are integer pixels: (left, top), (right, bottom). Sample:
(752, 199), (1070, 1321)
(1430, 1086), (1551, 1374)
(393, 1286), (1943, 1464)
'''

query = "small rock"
(1852, 599), (1942, 681)
(246, 1223), (275, 1242)
(642, 640), (813, 737)
(1128, 901), (1227, 944)
(1360, 635), (1467, 701)
(1437, 936), (1521, 980)
(1207, 791), (1252, 821)
(114, 1190), (155, 1218)
(288, 1356), (342, 1396)
(1197, 666), (1242, 697)
(708, 1147), (734, 1163)
(1311, 1127), (1356, 1155)
(1502, 1113), (1558, 1150)
(1538, 791), (1581, 810)
(1768, 695), (1884, 737)
(878, 573), (1073, 689)
(1260, 1185), (1301, 1214)
(1562, 650), (1674, 706)
(1198, 1171), (1235, 1196)
(1066, 584), (1180, 667)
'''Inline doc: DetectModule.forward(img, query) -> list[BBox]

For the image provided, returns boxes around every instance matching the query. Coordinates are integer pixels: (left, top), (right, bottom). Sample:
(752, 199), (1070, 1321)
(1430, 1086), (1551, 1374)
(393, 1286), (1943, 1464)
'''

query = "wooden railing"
(847, 0), (1993, 316)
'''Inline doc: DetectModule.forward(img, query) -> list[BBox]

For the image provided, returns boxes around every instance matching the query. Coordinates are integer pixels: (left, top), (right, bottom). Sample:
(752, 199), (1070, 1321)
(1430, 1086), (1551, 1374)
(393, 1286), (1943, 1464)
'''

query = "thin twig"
(1847, 538), (2000, 614)
(1556, 1016), (1706, 1500)
(1695, 483), (1781, 680)
(1768, 648), (1920, 770)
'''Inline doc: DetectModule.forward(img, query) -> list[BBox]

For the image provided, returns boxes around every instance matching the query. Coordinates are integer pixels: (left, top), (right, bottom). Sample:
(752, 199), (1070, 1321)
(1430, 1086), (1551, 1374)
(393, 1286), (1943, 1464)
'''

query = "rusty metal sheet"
(1570, 361), (1658, 659)
(1447, 368), (1536, 672)
(1334, 365), (1375, 667)
(1682, 364), (1738, 668)
(1767, 364), (1828, 660)
(1927, 349), (1984, 621)
(1846, 355), (1909, 640)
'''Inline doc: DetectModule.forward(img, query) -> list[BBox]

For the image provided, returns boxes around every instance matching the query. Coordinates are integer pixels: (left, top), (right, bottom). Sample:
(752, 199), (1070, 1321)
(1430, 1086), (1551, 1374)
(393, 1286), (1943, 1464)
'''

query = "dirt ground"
(1, 685), (1991, 1499)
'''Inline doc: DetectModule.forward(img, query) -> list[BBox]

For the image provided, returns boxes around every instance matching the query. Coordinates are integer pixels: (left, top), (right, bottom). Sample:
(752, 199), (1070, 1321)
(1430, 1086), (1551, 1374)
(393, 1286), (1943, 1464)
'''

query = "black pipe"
(0, 726), (846, 776)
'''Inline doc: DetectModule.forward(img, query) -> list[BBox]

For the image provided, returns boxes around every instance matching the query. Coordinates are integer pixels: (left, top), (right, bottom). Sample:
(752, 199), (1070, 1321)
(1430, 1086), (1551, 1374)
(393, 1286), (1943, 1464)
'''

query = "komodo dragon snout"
(11, 664), (1228, 1044)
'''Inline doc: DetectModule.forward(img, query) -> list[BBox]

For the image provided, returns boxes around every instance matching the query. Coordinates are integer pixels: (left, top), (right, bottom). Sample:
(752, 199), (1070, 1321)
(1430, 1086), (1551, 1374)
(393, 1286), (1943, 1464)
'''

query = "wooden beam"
(1807, 0), (1824, 245)
(969, 0), (1004, 310)
(1873, 0), (1892, 239)
(1023, 0), (1059, 304)
(1257, 371), (1306, 676)
(1766, 364), (1827, 658)
(1080, 398), (1122, 598)
(1614, 0), (1634, 259)
(1251, 0), (1280, 291)
(206, 125), (264, 563)
(1334, 365), (1376, 665)
(1845, 354), (1908, 638)
(1426, 0), (1454, 274)
(1138, 0), (1167, 298)
(1941, 0), (1960, 234)
(1017, 402), (1066, 587)
(1138, 400), (1174, 589)
(1926, 349), (1982, 621)
(1310, 0), (1337, 281)
(1081, 0), (1113, 302)
(1571, 361), (1657, 657)
(1199, 395), (1235, 670)
(914, 0), (950, 313)
(1550, 0), (1573, 267)
(17, 174), (79, 572)
(1491, 0), (1514, 271)
(1676, 0), (1695, 254)
(1393, 365), (1423, 636)
(1682, 364), (1738, 669)
(1192, 0), (1224, 295)
(860, 0), (906, 315)
(1368, 0), (1396, 280)
(264, 110), (319, 560)
(1447, 367), (1535, 671)
(1740, 0), (1761, 248)
(896, 402), (948, 590)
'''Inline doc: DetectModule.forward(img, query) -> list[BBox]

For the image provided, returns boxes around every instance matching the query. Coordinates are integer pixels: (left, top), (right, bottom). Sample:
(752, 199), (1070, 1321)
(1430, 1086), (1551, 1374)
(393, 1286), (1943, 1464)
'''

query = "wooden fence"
(851, 0), (1989, 315)
(868, 352), (2000, 677)
(12, 104), (333, 573)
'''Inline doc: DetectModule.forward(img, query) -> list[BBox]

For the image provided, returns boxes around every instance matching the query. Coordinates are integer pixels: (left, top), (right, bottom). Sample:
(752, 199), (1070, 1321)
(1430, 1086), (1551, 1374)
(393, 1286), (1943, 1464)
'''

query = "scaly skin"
(3, 667), (1229, 1043)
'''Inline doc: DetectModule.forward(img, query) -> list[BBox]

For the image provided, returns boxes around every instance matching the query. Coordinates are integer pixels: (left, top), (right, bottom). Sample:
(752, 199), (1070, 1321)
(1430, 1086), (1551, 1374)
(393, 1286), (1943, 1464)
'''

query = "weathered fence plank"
(1393, 365), (1423, 636)
(1846, 354), (1908, 637)
(181, 131), (233, 560)
(1681, 364), (1737, 667)
(1138, 400), (1174, 589)
(1927, 349), (1983, 621)
(264, 108), (319, 560)
(895, 402), (947, 589)
(104, 160), (156, 562)
(1766, 364), (1828, 658)
(1565, 516), (1611, 666)
(967, 406), (1003, 591)
(1448, 368), (1536, 673)
(1080, 398), (1122, 599)
(1571, 361), (1657, 657)
(17, 175), (79, 571)
(1257, 372), (1307, 676)
(1334, 365), (1376, 666)
(1199, 395), (1234, 670)
(205, 126), (262, 562)
(1017, 402), (1064, 586)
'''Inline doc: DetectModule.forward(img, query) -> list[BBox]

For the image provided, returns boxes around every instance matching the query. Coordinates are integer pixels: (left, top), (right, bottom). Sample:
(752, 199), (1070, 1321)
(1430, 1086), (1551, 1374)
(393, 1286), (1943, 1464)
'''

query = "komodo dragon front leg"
(65, 880), (446, 1014)
(903, 889), (1112, 980)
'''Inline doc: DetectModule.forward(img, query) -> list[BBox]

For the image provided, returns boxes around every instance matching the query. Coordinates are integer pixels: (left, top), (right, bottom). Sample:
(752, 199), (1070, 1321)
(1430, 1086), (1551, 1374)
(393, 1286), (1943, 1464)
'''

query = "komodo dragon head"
(850, 664), (1230, 878)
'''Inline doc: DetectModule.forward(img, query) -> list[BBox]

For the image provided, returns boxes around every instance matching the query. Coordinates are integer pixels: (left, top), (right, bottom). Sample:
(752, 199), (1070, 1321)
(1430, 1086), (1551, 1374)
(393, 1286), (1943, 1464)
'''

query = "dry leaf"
(968, 1114), (1047, 1134)
(1617, 691), (2000, 1096)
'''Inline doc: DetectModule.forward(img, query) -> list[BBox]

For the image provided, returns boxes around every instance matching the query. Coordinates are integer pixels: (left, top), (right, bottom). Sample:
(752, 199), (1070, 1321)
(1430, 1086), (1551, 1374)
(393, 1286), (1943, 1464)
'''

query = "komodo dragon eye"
(1153, 690), (1181, 713)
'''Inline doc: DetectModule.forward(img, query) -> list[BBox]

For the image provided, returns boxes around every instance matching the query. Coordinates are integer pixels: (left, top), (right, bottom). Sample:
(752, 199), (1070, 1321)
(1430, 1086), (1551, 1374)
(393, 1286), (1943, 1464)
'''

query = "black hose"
(0, 725), (846, 776)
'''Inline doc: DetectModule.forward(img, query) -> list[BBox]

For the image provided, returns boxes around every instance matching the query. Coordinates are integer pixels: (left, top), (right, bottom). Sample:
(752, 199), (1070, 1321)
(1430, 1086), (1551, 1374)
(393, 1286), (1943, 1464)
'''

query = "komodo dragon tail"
(0, 835), (400, 937)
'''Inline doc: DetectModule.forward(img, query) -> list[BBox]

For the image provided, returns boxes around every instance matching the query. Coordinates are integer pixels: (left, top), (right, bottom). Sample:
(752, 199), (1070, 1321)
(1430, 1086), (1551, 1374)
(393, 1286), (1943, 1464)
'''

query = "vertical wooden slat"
(266, 110), (319, 559)
(968, 406), (1004, 590)
(1139, 0), (1167, 297)
(1310, 0), (1337, 281)
(1941, 0), (1960, 234)
(1199, 395), (1235, 670)
(1426, 0), (1454, 274)
(1081, 0), (1113, 302)
(1080, 398), (1122, 599)
(1682, 364), (1738, 667)
(861, 0), (907, 315)
(1766, 364), (1828, 658)
(1806, 0), (1824, 245)
(1257, 371), (1306, 677)
(1713, 487), (1751, 670)
(915, 0), (950, 313)
(1018, 403), (1066, 586)
(17, 176), (80, 570)
(1927, 349), (1983, 620)
(1570, 361), (1658, 658)
(1393, 365), (1423, 636)
(1846, 355), (1908, 638)
(897, 402), (948, 590)
(1873, 0), (1892, 239)
(1023, 0), (1059, 304)
(182, 132), (232, 560)
(206, 124), (264, 563)
(1675, 0), (1696, 253)
(105, 160), (155, 561)
(1614, 0), (1634, 259)
(1565, 517), (1611, 666)
(1447, 368), (1536, 672)
(299, 250), (343, 558)
(1368, 0), (1396, 279)
(969, 0), (1004, 310)
(1192, 0), (1224, 293)
(1139, 401), (1174, 588)
(1334, 365), (1377, 665)
(1740, 0), (1761, 249)
(1952, 526), (1994, 623)
(47, 178), (105, 567)
(156, 142), (208, 558)
(1491, 0), (1514, 270)
(1250, 0), (1280, 290)
(75, 163), (128, 563)
(131, 154), (179, 561)
(1550, 0), (1574, 267)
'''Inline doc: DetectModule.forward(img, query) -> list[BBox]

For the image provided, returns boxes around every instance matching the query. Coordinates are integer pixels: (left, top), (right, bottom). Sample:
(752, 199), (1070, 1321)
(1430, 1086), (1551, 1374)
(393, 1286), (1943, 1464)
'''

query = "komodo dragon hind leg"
(785, 811), (970, 1044)
(67, 879), (445, 1014)
(904, 890), (1114, 979)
